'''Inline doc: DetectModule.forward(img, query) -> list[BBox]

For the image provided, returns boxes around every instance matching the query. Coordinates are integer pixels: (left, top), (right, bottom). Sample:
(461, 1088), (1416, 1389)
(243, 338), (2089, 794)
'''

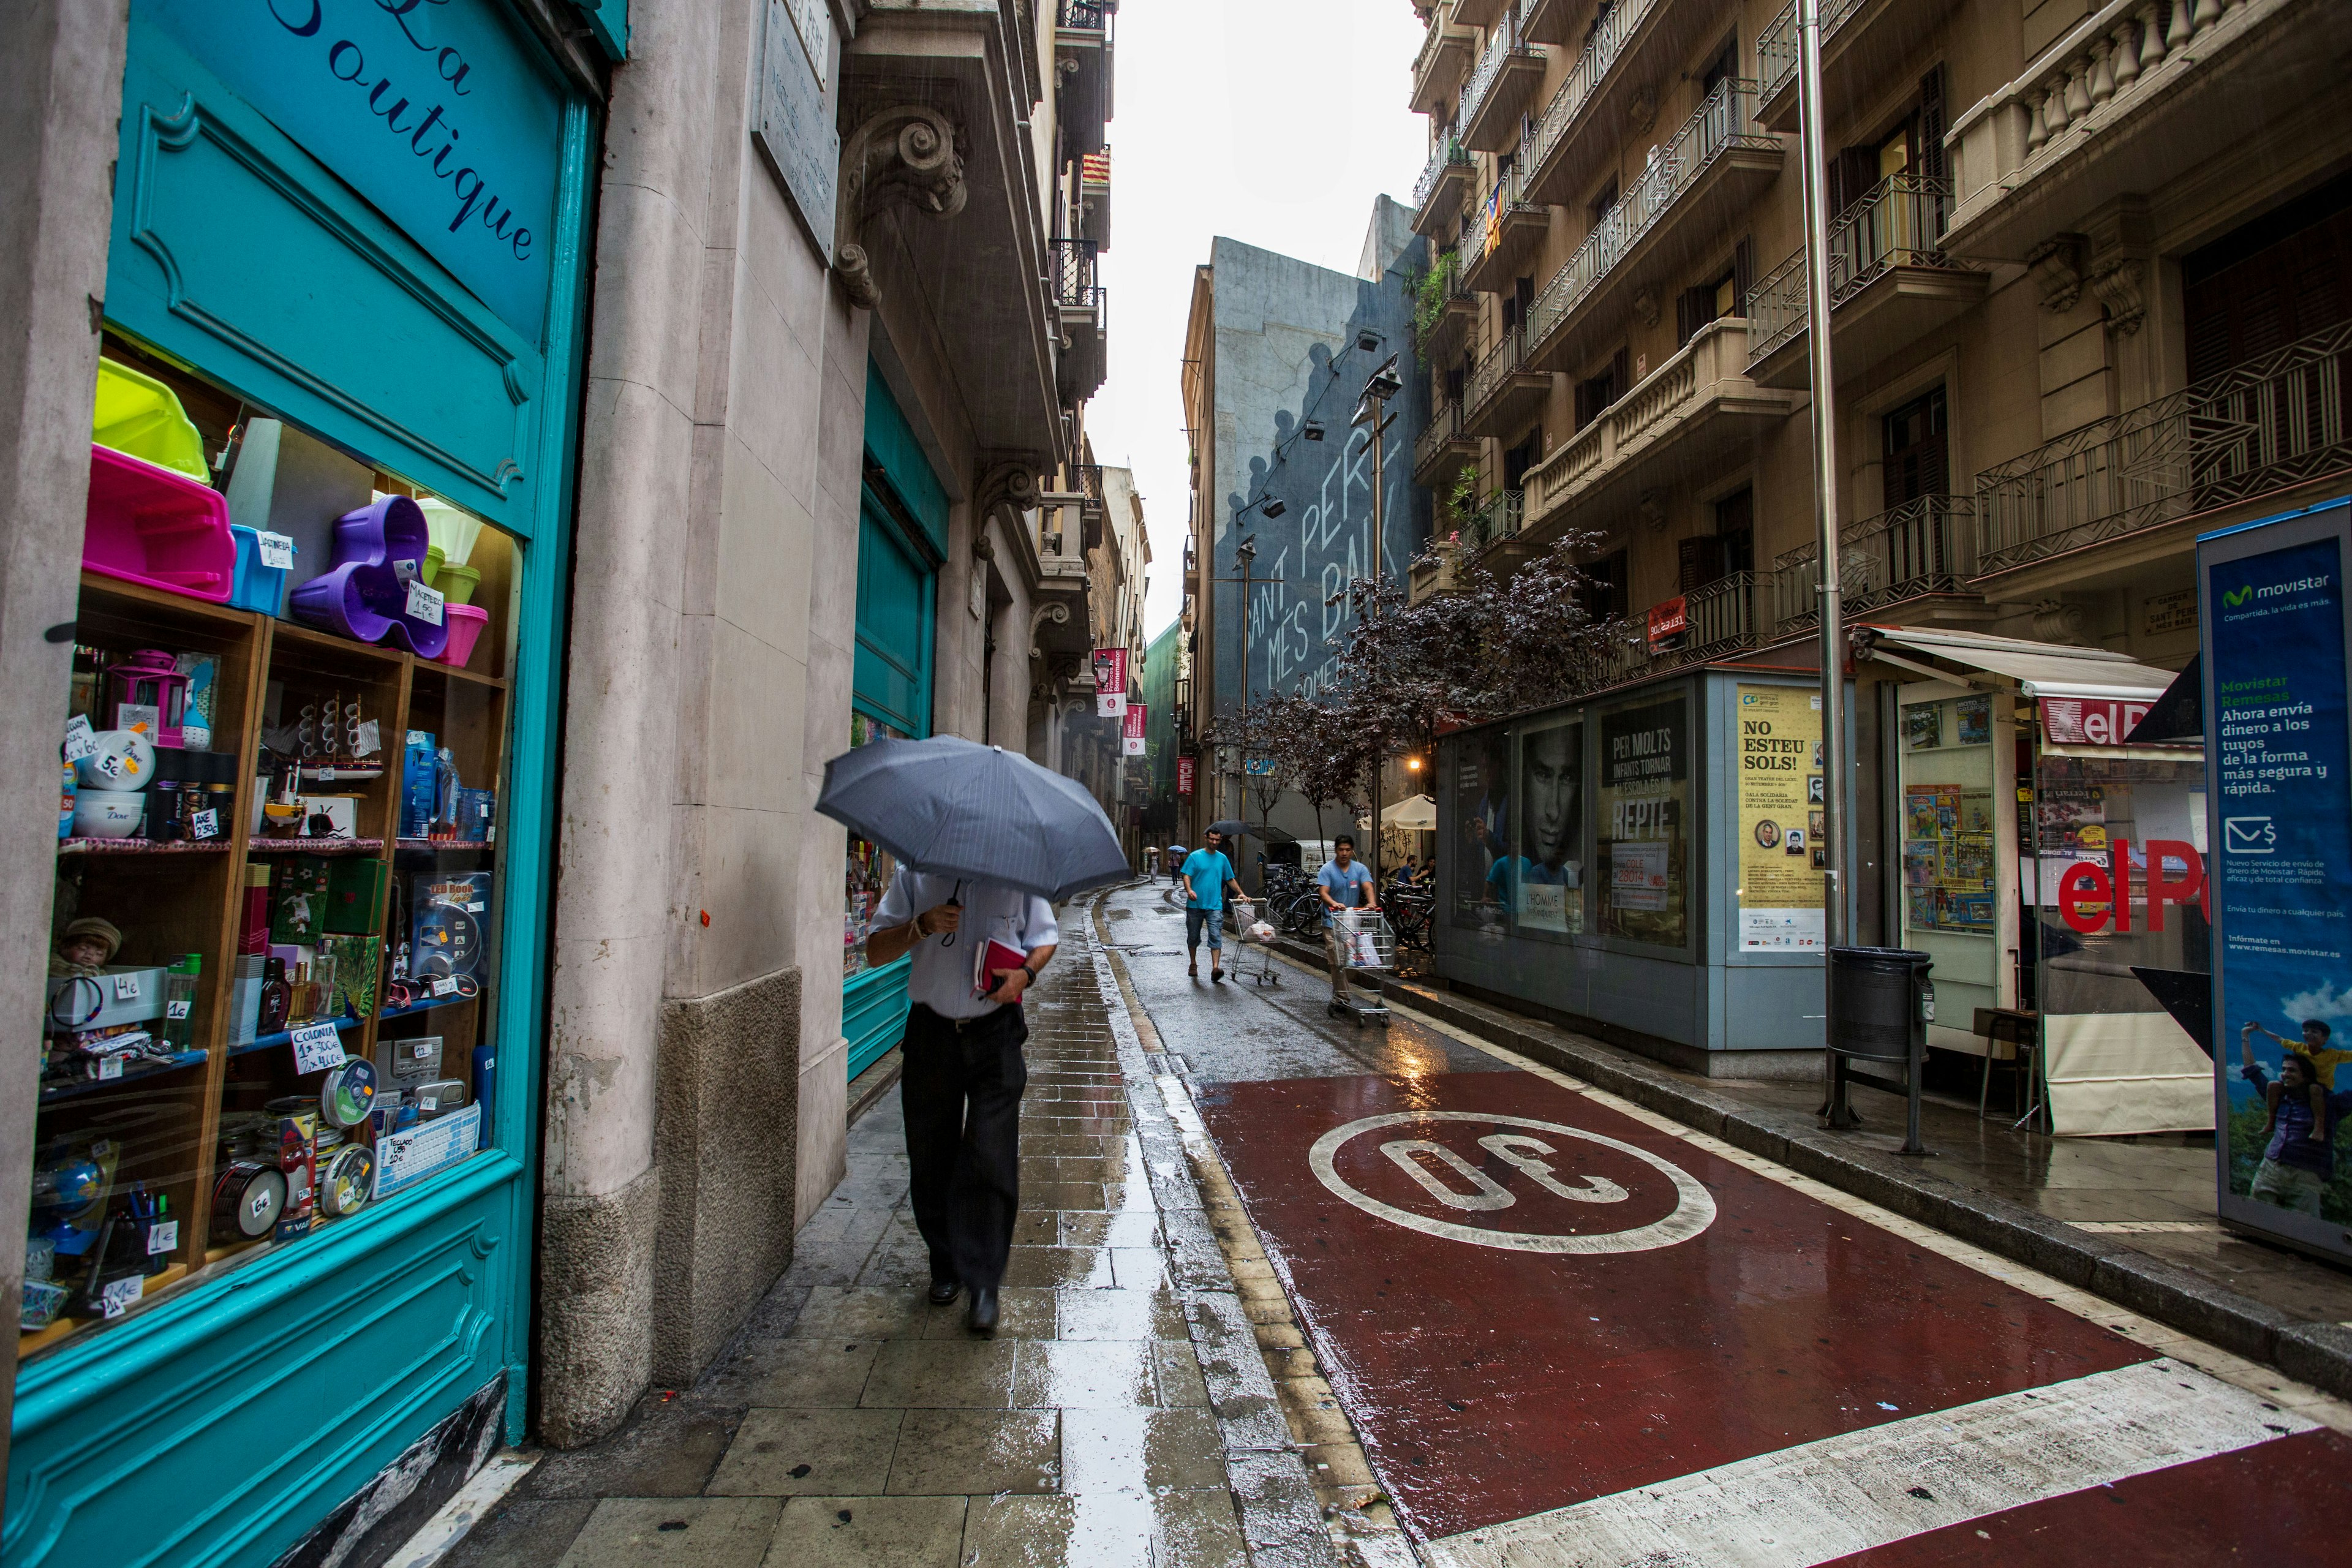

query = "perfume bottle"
(256, 957), (290, 1036)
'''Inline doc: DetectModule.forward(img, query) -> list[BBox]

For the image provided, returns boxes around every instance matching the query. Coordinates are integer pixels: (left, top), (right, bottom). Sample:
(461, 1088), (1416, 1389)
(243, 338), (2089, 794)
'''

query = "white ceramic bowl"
(72, 729), (156, 791)
(73, 790), (146, 839)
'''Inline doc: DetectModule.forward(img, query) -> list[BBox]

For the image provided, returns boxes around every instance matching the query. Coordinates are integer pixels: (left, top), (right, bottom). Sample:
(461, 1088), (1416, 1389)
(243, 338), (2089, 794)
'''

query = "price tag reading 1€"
(255, 531), (295, 569)
(290, 1022), (346, 1075)
(405, 579), (446, 626)
(146, 1219), (179, 1256)
(99, 1276), (142, 1319)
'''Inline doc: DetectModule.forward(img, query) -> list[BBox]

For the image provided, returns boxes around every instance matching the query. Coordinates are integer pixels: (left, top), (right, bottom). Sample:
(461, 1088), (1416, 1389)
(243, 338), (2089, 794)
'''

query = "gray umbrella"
(816, 735), (1130, 903)
(1207, 819), (1296, 843)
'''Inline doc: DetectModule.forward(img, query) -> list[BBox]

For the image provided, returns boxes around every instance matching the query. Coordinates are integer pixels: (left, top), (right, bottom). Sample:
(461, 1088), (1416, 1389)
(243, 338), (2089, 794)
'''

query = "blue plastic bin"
(227, 524), (295, 614)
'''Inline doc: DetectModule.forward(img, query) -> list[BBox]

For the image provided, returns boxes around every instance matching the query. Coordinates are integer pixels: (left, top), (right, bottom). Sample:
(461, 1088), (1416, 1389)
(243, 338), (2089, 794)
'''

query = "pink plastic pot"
(83, 445), (235, 602)
(436, 603), (489, 669)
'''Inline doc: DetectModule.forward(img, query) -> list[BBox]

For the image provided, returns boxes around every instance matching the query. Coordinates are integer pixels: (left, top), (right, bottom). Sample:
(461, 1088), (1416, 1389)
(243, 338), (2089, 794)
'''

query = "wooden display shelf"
(247, 837), (384, 856)
(40, 1049), (208, 1104)
(17, 1262), (191, 1363)
(59, 837), (233, 856)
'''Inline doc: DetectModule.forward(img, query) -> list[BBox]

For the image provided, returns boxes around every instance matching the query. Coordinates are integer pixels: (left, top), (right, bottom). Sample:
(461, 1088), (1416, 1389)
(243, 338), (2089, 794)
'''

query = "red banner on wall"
(1177, 755), (1195, 794)
(1123, 703), (1147, 756)
(1093, 647), (1128, 717)
(1647, 596), (1688, 652)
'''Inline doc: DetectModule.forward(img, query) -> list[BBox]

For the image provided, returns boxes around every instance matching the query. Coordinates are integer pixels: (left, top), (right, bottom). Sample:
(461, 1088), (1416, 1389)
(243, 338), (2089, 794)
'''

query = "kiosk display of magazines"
(1863, 628), (2211, 1137)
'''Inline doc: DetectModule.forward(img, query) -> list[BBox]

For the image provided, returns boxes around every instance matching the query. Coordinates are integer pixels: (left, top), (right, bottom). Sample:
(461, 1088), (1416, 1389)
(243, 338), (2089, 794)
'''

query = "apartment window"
(1883, 386), (1949, 507)
(1581, 548), (1629, 620)
(1698, 37), (1737, 97)
(1444, 365), (1466, 409)
(2183, 173), (2352, 385)
(1503, 431), (1541, 491)
(1583, 1), (1616, 48)
(1574, 347), (1630, 431)
(1589, 176), (1619, 228)
(1676, 239), (1752, 347)
(1678, 489), (1754, 591)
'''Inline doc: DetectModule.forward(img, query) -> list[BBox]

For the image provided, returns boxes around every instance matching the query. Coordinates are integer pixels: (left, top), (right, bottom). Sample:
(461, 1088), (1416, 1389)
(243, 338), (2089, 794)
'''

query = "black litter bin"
(1826, 946), (1936, 1154)
(1828, 946), (1934, 1061)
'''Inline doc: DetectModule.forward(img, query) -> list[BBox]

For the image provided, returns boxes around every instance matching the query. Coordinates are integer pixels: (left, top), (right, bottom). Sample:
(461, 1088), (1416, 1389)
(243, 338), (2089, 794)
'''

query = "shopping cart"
(1324, 908), (1394, 1028)
(1230, 900), (1284, 987)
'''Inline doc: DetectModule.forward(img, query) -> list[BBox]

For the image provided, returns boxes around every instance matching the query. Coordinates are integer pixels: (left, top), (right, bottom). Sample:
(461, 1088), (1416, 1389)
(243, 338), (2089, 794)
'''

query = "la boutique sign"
(149, 0), (566, 339)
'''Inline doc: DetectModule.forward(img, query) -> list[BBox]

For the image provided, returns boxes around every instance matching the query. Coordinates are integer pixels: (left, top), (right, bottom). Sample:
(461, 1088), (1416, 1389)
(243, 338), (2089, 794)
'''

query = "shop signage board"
(1646, 596), (1687, 654)
(1095, 647), (1129, 717)
(142, 0), (567, 339)
(1177, 755), (1195, 795)
(2040, 696), (2154, 746)
(755, 0), (839, 263)
(1734, 685), (1825, 950)
(2200, 499), (2352, 1262)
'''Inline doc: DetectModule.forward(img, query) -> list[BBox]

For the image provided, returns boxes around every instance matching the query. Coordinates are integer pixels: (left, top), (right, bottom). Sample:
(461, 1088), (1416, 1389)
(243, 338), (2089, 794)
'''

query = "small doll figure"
(49, 917), (121, 978)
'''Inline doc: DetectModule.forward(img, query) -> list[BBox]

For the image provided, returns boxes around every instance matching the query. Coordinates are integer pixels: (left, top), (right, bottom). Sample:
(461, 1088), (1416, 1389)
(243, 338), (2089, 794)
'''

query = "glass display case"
(26, 344), (521, 1356)
(1895, 683), (2003, 1047)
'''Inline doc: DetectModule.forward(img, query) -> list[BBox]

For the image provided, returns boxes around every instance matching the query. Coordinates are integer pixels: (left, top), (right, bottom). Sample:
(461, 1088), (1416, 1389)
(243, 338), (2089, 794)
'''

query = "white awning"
(1381, 793), (1436, 829)
(1855, 625), (2179, 702)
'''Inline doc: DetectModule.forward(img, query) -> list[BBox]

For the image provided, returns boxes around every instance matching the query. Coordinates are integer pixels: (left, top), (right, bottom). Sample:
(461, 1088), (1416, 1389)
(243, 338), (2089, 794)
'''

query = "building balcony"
(1460, 15), (1546, 152)
(1461, 325), (1551, 439)
(1411, 10), (1479, 116)
(1772, 496), (1980, 634)
(1457, 488), (1527, 561)
(1972, 320), (2352, 586)
(1459, 163), (1551, 295)
(1451, 0), (1512, 29)
(1410, 132), (1476, 237)
(1944, 0), (2345, 259)
(1520, 0), (1583, 46)
(1051, 238), (1107, 402)
(1521, 0), (1727, 212)
(1416, 253), (1480, 363)
(1524, 318), (1796, 538)
(1079, 148), (1112, 248)
(1055, 0), (1116, 157)
(1607, 572), (1762, 682)
(1744, 175), (1986, 389)
(1753, 0), (1966, 134)
(1523, 80), (1783, 382)
(1414, 398), (1482, 486)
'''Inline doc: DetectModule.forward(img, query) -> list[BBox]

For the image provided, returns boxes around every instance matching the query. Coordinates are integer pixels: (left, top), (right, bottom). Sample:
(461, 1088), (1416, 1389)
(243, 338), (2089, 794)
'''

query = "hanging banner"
(1177, 755), (1196, 795)
(1735, 685), (1826, 950)
(1094, 647), (1128, 717)
(2202, 499), (2352, 1262)
(1646, 597), (1687, 654)
(2041, 696), (2155, 747)
(1123, 703), (1147, 757)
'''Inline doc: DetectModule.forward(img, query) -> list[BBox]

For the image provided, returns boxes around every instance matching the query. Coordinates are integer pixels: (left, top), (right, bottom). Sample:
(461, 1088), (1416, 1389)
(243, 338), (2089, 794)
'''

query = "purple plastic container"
(288, 496), (451, 658)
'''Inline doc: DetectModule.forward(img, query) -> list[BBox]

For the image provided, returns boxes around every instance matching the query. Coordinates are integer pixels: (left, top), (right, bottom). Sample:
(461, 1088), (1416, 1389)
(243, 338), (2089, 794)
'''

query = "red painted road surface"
(1193, 1068), (2352, 1555)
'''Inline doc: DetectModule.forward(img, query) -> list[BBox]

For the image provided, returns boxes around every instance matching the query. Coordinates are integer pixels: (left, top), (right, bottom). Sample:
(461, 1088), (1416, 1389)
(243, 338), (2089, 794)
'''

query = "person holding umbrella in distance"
(820, 736), (1129, 1335)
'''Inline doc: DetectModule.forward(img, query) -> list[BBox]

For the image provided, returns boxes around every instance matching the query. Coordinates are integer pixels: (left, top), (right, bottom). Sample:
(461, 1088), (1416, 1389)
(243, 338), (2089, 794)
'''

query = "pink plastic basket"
(437, 603), (489, 669)
(83, 445), (235, 603)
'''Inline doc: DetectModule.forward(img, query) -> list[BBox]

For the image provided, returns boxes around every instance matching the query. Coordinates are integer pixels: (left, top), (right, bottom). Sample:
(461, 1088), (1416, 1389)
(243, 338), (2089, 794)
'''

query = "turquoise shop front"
(10, 2), (612, 1562)
(841, 369), (946, 1080)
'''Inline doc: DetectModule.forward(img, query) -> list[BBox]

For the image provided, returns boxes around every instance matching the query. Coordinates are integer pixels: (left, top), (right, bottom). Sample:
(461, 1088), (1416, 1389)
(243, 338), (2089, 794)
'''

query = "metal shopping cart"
(1324, 908), (1394, 1028)
(1229, 900), (1284, 987)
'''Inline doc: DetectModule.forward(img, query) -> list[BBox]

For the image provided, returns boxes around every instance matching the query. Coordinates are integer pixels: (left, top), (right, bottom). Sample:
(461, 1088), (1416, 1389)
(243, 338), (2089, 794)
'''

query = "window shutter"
(1676, 287), (1704, 349)
(1917, 65), (1947, 184)
(1733, 238), (1753, 314)
(1610, 345), (1630, 401)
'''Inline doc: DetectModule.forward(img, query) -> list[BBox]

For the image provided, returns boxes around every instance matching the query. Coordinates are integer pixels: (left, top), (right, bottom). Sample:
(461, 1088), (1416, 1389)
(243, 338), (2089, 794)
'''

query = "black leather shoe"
(927, 1278), (961, 1307)
(967, 1286), (1000, 1336)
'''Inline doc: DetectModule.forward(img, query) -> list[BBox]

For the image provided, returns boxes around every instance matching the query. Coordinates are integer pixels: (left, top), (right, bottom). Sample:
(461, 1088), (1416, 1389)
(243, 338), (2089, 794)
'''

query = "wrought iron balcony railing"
(1524, 78), (1774, 360)
(1521, 0), (1654, 179)
(1773, 496), (1977, 632)
(1457, 5), (1537, 138)
(1975, 320), (2352, 577)
(1411, 130), (1472, 213)
(1608, 572), (1758, 680)
(1459, 488), (1526, 555)
(1755, 0), (1868, 105)
(1050, 237), (1106, 312)
(1057, 0), (1114, 34)
(1463, 323), (1531, 423)
(1746, 173), (1962, 367)
(1414, 397), (1471, 475)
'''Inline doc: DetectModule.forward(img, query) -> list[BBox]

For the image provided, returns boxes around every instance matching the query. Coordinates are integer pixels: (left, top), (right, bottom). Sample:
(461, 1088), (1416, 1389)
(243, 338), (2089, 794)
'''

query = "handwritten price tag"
(146, 1219), (178, 1256)
(431, 977), (458, 998)
(111, 973), (141, 1001)
(166, 998), (192, 1020)
(256, 531), (295, 568)
(98, 1055), (123, 1081)
(405, 579), (445, 626)
(99, 1276), (141, 1319)
(62, 715), (96, 763)
(290, 1022), (345, 1074)
(190, 809), (218, 840)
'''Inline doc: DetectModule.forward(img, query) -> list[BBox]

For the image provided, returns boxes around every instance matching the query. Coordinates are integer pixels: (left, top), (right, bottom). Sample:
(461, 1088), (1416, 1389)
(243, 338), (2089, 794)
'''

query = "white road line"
(379, 1449), (538, 1568)
(1374, 992), (2352, 1434)
(2071, 1219), (2221, 1233)
(1424, 1358), (2313, 1568)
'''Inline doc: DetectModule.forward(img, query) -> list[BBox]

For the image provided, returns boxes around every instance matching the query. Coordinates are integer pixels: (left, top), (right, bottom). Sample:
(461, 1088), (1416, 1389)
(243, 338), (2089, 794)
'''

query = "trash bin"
(1828, 946), (1934, 1062)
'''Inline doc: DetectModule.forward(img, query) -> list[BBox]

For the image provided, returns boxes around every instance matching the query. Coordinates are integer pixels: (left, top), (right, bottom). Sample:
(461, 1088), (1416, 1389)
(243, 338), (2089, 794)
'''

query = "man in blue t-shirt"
(1317, 834), (1380, 1002)
(1178, 829), (1242, 982)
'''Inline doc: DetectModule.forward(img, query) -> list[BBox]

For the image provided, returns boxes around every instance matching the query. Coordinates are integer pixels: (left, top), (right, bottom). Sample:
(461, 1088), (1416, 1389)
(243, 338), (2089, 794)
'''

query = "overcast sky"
(1085, 0), (1429, 642)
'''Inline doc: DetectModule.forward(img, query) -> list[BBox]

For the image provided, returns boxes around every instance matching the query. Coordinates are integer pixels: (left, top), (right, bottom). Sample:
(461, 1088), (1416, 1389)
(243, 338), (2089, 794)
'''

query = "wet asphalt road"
(1098, 882), (2352, 1566)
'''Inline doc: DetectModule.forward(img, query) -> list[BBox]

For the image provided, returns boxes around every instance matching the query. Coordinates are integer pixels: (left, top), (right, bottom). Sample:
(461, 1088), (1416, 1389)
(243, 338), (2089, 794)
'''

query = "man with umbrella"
(821, 736), (1128, 1336)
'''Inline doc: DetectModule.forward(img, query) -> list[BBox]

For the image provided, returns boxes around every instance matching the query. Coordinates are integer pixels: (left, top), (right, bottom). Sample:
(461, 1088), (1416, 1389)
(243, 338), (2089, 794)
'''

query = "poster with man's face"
(1514, 719), (1583, 933)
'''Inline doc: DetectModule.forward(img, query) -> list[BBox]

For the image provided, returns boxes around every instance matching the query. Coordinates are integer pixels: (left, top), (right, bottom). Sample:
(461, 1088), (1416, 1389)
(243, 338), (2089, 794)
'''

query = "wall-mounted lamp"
(1357, 331), (1382, 353)
(1302, 421), (1325, 442)
(1259, 498), (1287, 518)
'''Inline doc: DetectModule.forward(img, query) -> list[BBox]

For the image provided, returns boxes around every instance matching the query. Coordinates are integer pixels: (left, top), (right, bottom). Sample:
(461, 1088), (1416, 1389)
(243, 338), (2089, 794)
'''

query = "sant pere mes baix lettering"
(266, 0), (532, 260)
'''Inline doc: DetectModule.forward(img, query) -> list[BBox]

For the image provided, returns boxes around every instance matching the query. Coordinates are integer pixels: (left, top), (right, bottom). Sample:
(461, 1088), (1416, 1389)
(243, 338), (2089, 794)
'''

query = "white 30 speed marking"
(1308, 1111), (1717, 1254)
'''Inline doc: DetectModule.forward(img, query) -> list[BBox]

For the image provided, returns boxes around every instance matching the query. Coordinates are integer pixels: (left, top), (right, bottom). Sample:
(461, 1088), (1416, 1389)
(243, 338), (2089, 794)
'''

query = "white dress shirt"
(872, 870), (1060, 1020)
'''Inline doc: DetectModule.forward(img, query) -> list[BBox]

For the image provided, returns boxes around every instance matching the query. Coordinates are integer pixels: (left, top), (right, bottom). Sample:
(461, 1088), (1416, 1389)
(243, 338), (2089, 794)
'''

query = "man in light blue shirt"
(1178, 829), (1241, 982)
(1317, 834), (1379, 1002)
(868, 870), (1059, 1336)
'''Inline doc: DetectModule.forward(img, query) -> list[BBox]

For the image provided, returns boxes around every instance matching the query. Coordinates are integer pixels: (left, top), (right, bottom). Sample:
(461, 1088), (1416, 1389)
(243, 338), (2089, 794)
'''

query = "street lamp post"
(1796, 0), (1855, 1126)
(1235, 535), (1256, 826)
(1353, 355), (1403, 886)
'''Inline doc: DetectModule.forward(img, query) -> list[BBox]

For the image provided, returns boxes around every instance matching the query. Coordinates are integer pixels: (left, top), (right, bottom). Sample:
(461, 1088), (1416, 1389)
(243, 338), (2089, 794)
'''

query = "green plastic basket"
(92, 359), (209, 480)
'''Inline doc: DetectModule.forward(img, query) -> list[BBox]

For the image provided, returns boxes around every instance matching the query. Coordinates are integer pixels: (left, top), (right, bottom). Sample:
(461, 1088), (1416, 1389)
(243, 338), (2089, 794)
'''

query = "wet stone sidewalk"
(447, 905), (1334, 1568)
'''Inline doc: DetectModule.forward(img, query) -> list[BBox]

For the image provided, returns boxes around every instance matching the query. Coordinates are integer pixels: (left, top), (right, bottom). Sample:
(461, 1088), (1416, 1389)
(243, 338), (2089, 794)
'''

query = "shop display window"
(1447, 726), (1513, 934)
(26, 343), (521, 1357)
(1596, 693), (1690, 949)
(1896, 687), (1999, 1027)
(842, 711), (907, 978)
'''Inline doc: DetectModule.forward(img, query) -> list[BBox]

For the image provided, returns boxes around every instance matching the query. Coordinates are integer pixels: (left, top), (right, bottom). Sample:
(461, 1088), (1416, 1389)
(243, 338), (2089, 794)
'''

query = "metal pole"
(1237, 537), (1254, 829)
(1366, 390), (1385, 889)
(1797, 0), (1856, 1128)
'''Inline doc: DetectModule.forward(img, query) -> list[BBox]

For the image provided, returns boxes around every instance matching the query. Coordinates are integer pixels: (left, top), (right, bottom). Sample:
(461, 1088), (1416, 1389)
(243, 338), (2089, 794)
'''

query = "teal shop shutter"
(843, 368), (947, 1081)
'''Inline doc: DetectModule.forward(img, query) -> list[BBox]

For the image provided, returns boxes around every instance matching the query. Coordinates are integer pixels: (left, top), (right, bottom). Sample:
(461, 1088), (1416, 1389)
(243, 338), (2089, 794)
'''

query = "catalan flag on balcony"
(1480, 186), (1501, 257)
(1083, 149), (1111, 186)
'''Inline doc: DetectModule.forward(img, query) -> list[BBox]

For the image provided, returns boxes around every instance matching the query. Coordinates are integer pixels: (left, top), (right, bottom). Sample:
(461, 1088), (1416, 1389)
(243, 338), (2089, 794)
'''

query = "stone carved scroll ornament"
(834, 105), (969, 310)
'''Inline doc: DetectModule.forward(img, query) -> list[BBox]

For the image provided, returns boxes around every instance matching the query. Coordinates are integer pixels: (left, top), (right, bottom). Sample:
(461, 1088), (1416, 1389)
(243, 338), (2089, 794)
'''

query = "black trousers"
(900, 1001), (1028, 1291)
